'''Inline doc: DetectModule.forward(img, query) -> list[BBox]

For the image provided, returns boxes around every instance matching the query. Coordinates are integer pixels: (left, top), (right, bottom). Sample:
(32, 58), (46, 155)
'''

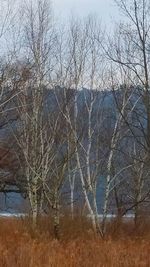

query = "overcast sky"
(53, 0), (120, 25)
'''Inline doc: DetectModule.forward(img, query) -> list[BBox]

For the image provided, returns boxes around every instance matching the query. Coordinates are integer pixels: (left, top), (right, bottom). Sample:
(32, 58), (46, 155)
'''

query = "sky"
(53, 0), (120, 26)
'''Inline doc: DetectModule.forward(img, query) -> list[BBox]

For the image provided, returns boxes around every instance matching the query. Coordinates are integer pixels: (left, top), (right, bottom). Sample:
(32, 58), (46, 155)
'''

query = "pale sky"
(53, 0), (120, 25)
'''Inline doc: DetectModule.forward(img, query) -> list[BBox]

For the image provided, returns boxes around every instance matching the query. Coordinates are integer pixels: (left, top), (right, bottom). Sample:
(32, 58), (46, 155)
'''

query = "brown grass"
(0, 216), (150, 267)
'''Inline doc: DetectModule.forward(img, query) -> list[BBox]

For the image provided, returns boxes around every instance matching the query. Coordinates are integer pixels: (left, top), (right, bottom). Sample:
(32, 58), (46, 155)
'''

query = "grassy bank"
(0, 216), (149, 266)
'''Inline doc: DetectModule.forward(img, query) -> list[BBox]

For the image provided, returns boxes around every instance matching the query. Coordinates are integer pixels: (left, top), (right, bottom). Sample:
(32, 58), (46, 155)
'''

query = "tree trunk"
(53, 191), (60, 239)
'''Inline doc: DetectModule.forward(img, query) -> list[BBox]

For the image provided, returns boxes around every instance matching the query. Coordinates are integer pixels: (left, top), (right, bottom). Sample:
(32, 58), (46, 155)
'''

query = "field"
(0, 216), (149, 267)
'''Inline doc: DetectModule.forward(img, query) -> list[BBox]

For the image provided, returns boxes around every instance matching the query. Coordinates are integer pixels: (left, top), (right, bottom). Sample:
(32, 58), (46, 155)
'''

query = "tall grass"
(0, 216), (149, 266)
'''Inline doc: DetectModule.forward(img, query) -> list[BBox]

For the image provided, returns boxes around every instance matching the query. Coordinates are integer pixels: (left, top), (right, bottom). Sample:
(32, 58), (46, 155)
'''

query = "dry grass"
(0, 216), (150, 266)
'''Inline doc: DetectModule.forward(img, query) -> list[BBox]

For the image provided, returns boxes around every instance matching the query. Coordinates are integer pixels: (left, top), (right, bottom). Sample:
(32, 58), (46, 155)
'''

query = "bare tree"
(53, 16), (109, 237)
(9, 0), (56, 227)
(99, 0), (150, 227)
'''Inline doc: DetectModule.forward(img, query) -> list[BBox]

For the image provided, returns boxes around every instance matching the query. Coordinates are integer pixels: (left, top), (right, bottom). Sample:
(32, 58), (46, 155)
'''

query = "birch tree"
(98, 0), (150, 231)
(11, 0), (56, 227)
(54, 16), (108, 237)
